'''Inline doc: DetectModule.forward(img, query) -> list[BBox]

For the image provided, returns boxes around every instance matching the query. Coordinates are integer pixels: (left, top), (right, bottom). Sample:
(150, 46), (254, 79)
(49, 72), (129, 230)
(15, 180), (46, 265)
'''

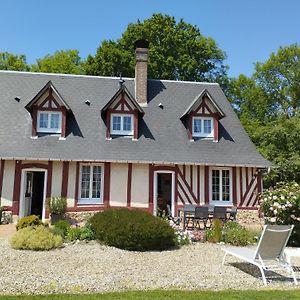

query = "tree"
(229, 44), (300, 121)
(85, 13), (228, 85)
(228, 44), (300, 186)
(0, 52), (30, 71)
(32, 50), (84, 74)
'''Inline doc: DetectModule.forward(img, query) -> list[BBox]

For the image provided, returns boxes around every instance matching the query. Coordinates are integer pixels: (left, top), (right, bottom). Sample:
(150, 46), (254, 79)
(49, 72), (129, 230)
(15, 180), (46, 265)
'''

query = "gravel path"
(0, 237), (299, 295)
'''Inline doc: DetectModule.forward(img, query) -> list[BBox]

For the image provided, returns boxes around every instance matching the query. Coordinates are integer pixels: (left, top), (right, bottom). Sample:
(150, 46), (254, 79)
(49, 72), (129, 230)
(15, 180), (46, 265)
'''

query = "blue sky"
(1, 0), (299, 77)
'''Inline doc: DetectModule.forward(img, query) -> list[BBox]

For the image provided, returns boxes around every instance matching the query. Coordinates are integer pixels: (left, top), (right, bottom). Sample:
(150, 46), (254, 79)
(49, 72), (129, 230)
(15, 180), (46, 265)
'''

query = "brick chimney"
(134, 39), (149, 106)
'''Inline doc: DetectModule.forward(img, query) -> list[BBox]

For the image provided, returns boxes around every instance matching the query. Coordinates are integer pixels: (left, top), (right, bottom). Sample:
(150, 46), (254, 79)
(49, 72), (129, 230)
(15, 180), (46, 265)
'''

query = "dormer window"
(111, 114), (133, 136)
(25, 81), (71, 139)
(37, 111), (62, 134)
(180, 89), (225, 142)
(192, 117), (213, 138)
(101, 83), (144, 140)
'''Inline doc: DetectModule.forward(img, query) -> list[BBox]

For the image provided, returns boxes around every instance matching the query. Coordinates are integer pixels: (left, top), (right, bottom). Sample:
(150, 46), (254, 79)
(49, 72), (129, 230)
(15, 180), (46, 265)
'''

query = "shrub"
(79, 224), (95, 241)
(260, 181), (300, 246)
(90, 209), (176, 251)
(47, 197), (67, 215)
(53, 220), (70, 237)
(205, 219), (223, 243)
(11, 226), (63, 251)
(65, 227), (82, 241)
(222, 221), (256, 246)
(16, 215), (41, 231)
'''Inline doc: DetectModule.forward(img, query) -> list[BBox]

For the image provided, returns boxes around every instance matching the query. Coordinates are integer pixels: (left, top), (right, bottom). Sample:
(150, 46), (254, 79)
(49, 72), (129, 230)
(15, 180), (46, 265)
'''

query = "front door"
(23, 171), (33, 217)
(154, 171), (174, 217)
(20, 170), (45, 219)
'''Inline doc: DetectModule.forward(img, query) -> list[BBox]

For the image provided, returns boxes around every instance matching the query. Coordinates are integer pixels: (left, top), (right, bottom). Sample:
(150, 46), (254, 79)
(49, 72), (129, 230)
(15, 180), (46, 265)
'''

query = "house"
(0, 40), (271, 221)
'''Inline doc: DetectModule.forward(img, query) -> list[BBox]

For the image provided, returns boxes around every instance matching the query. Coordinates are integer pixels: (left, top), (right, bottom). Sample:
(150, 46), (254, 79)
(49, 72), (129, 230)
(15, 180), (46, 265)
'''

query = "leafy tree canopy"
(0, 52), (30, 71)
(229, 44), (300, 121)
(85, 13), (228, 84)
(31, 50), (84, 74)
(228, 44), (300, 186)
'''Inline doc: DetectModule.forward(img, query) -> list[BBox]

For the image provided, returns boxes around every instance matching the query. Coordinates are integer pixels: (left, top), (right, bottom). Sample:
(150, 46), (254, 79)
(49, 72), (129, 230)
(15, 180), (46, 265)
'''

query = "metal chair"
(183, 204), (196, 229)
(166, 204), (181, 225)
(213, 206), (227, 222)
(229, 207), (238, 221)
(193, 206), (209, 229)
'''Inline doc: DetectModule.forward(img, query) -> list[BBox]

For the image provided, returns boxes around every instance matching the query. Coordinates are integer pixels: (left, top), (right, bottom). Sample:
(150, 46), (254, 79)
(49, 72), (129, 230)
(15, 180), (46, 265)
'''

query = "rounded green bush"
(11, 226), (63, 251)
(222, 221), (256, 246)
(16, 215), (41, 231)
(90, 209), (176, 251)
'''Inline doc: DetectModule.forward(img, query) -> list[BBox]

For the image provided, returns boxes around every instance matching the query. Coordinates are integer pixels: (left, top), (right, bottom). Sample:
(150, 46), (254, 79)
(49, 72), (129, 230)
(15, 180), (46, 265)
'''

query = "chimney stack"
(134, 39), (149, 106)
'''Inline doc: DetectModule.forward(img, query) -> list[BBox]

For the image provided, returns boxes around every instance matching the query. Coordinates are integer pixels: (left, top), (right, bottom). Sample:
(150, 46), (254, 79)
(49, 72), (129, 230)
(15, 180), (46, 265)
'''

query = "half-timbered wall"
(0, 159), (263, 219)
(174, 164), (262, 208)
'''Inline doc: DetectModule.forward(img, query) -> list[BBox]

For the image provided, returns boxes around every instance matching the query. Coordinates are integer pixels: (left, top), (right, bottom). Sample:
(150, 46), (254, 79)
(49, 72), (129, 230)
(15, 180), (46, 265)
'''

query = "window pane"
(39, 113), (48, 128)
(81, 166), (90, 198)
(193, 119), (201, 133)
(222, 170), (230, 201)
(92, 166), (101, 199)
(123, 116), (132, 131)
(112, 116), (121, 131)
(212, 170), (220, 201)
(51, 113), (60, 129)
(204, 119), (212, 134)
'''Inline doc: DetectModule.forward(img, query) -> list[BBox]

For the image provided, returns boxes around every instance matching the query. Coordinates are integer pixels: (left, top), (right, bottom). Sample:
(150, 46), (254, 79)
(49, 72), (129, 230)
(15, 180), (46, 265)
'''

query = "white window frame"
(111, 113), (133, 136)
(192, 116), (214, 138)
(37, 111), (62, 133)
(78, 163), (104, 205)
(209, 167), (233, 206)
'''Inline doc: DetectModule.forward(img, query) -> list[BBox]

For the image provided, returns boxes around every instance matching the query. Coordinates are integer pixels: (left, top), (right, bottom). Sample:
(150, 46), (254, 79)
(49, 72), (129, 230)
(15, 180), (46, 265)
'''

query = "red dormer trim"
(187, 96), (220, 142)
(101, 84), (144, 141)
(32, 94), (67, 138)
(26, 81), (71, 139)
(105, 93), (139, 140)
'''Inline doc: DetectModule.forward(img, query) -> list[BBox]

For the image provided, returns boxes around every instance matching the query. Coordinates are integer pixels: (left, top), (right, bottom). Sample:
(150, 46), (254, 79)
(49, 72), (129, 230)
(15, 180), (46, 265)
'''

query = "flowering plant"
(260, 181), (300, 246)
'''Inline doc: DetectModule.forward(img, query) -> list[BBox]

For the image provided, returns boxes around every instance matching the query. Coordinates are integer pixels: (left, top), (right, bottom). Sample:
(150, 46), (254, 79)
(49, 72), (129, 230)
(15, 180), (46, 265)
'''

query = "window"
(192, 117), (213, 138)
(37, 111), (62, 133)
(211, 168), (231, 203)
(111, 114), (133, 135)
(79, 164), (103, 204)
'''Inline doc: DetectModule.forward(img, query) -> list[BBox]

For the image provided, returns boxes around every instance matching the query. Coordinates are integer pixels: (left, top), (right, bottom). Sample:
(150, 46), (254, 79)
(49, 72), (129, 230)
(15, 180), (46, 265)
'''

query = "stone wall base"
(65, 211), (97, 224)
(236, 209), (264, 230)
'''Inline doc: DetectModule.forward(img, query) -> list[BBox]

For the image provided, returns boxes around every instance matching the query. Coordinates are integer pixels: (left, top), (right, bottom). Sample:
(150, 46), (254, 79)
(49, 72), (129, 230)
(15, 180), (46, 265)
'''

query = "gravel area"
(0, 237), (299, 295)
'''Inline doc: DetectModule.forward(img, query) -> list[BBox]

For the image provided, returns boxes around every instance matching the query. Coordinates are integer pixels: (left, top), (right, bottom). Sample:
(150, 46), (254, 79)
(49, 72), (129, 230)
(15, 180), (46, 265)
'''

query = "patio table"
(178, 206), (237, 230)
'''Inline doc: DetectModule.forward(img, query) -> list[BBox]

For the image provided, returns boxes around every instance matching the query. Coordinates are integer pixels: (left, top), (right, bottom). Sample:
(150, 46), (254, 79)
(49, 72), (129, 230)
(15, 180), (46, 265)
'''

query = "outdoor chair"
(193, 206), (209, 229)
(212, 206), (227, 222)
(183, 204), (196, 229)
(222, 225), (297, 286)
(166, 204), (181, 226)
(229, 207), (237, 221)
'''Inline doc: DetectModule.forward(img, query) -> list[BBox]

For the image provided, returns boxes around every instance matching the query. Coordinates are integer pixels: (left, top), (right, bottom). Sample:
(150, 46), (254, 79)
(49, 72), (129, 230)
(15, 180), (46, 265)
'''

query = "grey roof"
(0, 71), (271, 167)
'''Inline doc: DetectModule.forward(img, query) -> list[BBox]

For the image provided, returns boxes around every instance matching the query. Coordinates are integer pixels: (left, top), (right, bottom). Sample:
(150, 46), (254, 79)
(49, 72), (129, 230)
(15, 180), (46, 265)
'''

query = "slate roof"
(0, 71), (271, 167)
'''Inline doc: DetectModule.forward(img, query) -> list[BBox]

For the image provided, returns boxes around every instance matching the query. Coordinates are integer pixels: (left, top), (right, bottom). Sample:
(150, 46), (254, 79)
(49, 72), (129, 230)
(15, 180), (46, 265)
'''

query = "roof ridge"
(0, 70), (220, 86)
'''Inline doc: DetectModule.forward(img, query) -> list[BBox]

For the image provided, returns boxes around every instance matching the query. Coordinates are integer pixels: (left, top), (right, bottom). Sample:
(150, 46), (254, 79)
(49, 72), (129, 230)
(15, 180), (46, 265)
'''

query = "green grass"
(0, 290), (300, 300)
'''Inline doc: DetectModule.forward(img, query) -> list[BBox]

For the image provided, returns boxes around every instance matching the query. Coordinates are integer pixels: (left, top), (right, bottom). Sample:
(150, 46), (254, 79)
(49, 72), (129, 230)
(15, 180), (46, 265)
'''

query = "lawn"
(0, 290), (300, 300)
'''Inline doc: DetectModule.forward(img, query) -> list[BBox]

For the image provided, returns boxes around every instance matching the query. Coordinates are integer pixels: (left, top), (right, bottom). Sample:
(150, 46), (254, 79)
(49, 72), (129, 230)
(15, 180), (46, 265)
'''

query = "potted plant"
(47, 197), (67, 224)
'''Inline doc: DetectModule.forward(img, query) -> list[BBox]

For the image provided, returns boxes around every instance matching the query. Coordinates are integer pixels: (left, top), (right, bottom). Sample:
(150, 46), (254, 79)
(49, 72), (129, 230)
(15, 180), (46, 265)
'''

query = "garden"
(0, 185), (299, 295)
(9, 181), (300, 251)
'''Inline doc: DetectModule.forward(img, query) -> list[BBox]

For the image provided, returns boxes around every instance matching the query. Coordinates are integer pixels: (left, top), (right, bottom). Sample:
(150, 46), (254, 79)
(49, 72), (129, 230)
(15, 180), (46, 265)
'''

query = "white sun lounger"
(222, 224), (297, 286)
